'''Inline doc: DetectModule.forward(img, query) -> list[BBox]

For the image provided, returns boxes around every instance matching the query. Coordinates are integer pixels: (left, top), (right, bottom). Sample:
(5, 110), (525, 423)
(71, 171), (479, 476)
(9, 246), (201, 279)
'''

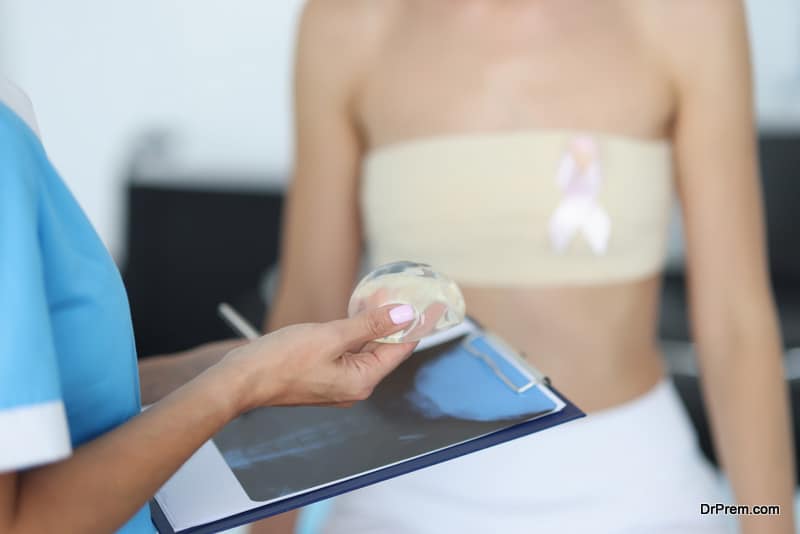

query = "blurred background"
(1, 0), (304, 354)
(2, 0), (800, 531)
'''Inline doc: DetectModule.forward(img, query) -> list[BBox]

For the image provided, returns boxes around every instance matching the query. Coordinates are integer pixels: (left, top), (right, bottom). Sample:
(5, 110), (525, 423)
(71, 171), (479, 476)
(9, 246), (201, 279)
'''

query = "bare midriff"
(353, 0), (676, 414)
(460, 277), (666, 412)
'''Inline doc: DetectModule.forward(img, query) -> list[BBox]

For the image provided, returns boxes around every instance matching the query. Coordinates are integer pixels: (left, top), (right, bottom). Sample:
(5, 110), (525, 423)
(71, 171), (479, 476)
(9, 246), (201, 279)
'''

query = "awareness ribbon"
(548, 136), (611, 254)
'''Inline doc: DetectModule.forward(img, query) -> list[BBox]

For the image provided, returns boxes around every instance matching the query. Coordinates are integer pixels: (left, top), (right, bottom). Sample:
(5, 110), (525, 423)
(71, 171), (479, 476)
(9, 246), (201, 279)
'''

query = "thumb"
(330, 304), (416, 351)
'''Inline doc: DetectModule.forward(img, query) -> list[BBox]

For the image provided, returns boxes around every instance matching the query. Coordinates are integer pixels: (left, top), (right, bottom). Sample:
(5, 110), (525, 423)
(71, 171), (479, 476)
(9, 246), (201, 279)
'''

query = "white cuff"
(0, 401), (72, 472)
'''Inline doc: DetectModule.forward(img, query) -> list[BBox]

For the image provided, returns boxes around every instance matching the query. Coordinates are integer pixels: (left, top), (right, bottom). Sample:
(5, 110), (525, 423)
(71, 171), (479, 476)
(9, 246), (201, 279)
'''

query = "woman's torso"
(353, 0), (676, 411)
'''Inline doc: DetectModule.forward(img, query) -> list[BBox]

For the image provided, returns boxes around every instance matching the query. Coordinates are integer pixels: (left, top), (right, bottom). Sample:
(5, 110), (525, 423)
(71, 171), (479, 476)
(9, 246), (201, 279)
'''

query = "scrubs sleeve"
(0, 111), (71, 473)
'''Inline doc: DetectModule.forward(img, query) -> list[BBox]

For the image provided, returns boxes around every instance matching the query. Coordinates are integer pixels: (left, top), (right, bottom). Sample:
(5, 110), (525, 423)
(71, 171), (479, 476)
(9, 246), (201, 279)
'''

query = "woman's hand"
(218, 304), (417, 413)
(0, 304), (416, 534)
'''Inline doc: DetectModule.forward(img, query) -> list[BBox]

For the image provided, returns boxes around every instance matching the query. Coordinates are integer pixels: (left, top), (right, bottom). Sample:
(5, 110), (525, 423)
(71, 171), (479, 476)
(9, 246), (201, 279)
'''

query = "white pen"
(217, 302), (261, 341)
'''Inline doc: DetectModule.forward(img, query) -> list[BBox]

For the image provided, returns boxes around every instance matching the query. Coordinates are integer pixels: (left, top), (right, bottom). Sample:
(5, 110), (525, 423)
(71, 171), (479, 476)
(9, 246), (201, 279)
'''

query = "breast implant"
(347, 261), (466, 343)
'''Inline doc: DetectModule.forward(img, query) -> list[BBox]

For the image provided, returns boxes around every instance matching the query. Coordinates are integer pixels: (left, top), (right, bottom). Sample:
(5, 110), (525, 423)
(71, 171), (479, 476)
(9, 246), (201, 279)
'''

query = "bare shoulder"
(300, 0), (383, 35)
(632, 0), (750, 83)
(632, 0), (748, 44)
(297, 0), (400, 71)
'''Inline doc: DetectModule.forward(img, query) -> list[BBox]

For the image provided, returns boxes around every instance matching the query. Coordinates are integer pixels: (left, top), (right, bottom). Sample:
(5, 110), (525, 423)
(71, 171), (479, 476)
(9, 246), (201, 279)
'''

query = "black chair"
(123, 178), (284, 357)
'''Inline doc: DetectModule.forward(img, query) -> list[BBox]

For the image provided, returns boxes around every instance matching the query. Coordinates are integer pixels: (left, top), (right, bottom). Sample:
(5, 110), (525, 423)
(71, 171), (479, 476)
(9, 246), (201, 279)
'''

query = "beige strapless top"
(360, 130), (674, 286)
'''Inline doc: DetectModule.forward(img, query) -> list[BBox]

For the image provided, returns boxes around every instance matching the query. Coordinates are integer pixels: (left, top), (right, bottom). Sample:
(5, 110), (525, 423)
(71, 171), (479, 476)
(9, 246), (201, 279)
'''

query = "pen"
(217, 302), (261, 341)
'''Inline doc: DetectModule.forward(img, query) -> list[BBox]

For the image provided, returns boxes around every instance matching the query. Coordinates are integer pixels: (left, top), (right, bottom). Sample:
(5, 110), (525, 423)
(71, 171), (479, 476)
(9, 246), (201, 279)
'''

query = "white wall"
(745, 0), (800, 126)
(1, 0), (798, 259)
(0, 0), (304, 257)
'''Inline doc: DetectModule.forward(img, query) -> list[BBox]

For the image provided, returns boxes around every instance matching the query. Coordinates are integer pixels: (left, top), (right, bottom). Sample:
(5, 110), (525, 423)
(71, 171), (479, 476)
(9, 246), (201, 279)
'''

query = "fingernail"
(390, 304), (415, 324)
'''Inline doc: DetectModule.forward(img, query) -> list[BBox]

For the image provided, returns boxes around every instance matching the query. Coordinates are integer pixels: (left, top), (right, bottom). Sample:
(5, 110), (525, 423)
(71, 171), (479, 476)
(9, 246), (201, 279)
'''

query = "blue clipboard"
(151, 323), (584, 533)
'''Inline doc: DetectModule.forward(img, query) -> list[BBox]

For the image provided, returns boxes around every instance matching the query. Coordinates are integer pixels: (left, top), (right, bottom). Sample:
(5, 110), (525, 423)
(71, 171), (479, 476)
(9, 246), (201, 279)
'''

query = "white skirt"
(322, 379), (730, 534)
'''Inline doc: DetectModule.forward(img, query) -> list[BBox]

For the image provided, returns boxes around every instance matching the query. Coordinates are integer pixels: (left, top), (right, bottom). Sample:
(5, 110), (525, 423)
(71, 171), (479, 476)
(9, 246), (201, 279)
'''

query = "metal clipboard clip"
(460, 332), (549, 394)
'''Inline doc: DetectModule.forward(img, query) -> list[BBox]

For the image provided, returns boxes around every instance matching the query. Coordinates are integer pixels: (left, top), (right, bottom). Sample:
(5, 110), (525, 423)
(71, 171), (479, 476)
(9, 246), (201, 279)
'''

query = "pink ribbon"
(548, 136), (610, 254)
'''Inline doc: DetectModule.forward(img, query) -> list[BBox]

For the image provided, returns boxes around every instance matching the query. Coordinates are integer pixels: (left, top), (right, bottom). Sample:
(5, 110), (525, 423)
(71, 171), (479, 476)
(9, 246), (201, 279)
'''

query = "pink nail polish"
(390, 304), (415, 324)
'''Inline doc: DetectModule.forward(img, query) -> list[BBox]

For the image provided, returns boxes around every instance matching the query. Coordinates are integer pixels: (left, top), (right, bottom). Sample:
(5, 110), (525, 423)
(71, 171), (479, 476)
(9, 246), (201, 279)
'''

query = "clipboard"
(151, 319), (584, 533)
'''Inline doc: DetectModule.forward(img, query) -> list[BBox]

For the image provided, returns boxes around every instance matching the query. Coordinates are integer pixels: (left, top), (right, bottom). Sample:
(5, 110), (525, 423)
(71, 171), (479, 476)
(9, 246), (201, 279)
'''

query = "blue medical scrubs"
(0, 100), (154, 532)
